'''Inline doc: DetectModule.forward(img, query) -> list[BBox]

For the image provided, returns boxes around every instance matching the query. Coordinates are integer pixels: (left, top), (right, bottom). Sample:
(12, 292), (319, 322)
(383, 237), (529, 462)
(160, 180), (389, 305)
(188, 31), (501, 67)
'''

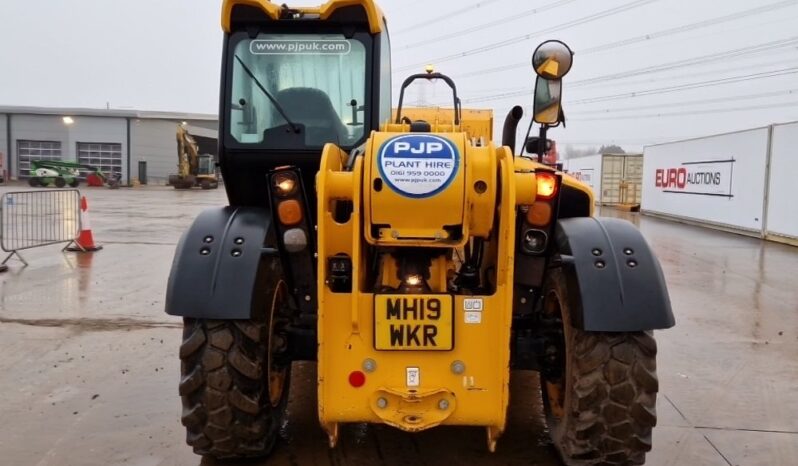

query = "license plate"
(374, 294), (453, 350)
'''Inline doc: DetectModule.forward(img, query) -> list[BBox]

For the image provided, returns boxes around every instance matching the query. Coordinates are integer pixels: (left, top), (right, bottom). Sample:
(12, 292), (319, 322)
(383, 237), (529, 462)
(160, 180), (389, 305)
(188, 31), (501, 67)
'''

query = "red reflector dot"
(349, 371), (366, 388)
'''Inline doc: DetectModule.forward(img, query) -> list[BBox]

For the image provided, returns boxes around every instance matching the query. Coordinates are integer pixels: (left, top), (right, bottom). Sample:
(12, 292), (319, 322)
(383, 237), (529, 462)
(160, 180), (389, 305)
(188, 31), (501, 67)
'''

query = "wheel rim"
(267, 281), (289, 407)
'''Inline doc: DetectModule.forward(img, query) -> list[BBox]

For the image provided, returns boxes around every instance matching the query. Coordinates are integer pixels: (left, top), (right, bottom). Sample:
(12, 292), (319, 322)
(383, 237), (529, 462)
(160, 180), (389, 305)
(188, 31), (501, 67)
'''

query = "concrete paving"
(0, 184), (796, 465)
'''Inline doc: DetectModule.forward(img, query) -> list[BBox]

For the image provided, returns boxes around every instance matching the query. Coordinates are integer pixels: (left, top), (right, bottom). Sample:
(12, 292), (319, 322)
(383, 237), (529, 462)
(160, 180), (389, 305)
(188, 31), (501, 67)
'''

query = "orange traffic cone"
(66, 195), (103, 252)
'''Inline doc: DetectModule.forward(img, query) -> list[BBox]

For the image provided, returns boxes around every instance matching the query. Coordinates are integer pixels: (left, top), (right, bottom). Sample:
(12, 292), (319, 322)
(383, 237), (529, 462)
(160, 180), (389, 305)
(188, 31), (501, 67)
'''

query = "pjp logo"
(378, 135), (459, 199)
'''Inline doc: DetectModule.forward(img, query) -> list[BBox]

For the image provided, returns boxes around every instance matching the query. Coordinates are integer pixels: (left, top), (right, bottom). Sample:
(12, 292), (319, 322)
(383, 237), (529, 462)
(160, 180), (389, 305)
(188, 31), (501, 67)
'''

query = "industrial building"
(0, 106), (218, 184)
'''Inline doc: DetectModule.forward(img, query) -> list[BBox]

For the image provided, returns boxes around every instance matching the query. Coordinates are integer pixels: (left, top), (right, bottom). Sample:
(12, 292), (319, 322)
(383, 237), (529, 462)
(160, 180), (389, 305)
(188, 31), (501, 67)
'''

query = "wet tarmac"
(0, 185), (796, 465)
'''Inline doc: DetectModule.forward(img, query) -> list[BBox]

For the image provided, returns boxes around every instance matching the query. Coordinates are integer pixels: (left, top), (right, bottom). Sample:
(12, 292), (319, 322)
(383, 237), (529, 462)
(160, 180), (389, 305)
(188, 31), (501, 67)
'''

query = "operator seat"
(274, 88), (348, 146)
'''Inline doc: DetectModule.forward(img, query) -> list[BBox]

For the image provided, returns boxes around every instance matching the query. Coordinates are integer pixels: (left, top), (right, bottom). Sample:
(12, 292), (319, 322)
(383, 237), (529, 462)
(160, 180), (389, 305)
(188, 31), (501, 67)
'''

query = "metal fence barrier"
(0, 190), (82, 266)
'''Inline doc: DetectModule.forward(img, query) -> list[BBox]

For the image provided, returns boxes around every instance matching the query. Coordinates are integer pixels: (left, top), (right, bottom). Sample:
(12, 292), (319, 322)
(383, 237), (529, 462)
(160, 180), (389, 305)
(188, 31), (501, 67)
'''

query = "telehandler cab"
(166, 1), (674, 464)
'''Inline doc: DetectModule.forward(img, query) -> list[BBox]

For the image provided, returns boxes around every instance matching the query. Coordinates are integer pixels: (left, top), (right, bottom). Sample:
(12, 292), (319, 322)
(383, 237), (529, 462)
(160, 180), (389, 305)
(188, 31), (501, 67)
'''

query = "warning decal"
(377, 134), (459, 199)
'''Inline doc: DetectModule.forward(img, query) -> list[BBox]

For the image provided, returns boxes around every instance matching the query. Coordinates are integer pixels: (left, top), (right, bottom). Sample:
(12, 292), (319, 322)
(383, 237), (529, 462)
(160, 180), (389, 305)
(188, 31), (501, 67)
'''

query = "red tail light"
(536, 172), (558, 200)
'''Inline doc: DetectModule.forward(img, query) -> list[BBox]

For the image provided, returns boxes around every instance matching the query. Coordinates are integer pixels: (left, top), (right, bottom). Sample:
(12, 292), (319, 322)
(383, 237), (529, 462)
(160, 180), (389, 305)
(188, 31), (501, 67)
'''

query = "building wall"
(9, 114), (128, 180)
(0, 114), (8, 177)
(189, 120), (218, 132)
(130, 119), (180, 184)
(0, 110), (217, 184)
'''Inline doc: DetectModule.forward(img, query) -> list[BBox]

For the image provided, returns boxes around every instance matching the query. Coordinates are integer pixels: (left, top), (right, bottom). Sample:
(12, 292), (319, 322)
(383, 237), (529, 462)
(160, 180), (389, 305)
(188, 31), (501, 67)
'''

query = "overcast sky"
(1, 0), (797, 151)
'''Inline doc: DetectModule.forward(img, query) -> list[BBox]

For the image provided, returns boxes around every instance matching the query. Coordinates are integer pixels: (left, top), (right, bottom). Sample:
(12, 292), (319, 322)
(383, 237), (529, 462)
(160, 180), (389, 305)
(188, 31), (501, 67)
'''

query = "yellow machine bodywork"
(391, 108), (494, 142)
(315, 109), (593, 448)
(222, 0), (385, 33)
(515, 156), (595, 213)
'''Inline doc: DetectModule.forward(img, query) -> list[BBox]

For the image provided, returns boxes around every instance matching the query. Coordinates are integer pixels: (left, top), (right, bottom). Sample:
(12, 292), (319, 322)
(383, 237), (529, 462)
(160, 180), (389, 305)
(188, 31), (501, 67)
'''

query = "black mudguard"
(555, 217), (675, 331)
(165, 206), (277, 319)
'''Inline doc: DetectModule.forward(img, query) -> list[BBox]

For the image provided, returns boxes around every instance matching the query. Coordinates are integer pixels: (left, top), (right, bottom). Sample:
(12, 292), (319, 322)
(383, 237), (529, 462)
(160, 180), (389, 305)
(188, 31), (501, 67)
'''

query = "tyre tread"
(179, 317), (283, 459)
(560, 331), (658, 465)
(544, 269), (659, 466)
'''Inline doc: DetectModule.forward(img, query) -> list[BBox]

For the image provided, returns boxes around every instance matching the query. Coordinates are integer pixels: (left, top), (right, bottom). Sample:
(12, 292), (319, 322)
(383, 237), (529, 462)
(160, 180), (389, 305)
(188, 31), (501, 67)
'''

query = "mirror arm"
(520, 115), (536, 157)
(538, 124), (549, 164)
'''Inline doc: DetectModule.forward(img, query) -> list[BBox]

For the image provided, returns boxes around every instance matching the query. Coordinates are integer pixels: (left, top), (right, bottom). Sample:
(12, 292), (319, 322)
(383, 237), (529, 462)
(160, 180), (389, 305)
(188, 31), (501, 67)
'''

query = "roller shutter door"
(17, 140), (62, 177)
(77, 142), (122, 177)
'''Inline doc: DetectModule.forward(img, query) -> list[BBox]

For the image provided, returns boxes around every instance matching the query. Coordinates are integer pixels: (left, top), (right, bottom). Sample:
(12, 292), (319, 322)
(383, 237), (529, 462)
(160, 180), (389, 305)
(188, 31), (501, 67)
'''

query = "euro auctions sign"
(654, 158), (735, 198)
(642, 128), (768, 232)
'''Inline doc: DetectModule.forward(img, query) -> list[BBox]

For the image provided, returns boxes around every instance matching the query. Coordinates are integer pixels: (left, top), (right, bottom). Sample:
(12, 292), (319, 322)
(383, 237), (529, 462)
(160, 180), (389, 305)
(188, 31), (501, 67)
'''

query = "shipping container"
(563, 154), (602, 200)
(765, 121), (798, 245)
(642, 127), (770, 235)
(563, 153), (643, 206)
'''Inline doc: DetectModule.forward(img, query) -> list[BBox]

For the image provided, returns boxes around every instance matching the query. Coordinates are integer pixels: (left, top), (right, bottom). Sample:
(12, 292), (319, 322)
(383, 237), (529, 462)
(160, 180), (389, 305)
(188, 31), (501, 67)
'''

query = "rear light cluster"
(521, 171), (561, 256)
(271, 170), (308, 253)
(535, 172), (558, 200)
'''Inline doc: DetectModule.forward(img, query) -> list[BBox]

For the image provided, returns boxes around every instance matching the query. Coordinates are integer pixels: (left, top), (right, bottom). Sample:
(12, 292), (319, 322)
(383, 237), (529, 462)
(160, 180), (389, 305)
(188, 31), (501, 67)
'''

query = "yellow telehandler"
(166, 1), (674, 464)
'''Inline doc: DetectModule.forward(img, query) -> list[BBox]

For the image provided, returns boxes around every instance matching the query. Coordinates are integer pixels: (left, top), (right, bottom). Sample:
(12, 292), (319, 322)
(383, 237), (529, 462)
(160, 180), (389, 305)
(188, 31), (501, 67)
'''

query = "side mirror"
(532, 40), (573, 79)
(531, 40), (572, 125)
(533, 77), (562, 125)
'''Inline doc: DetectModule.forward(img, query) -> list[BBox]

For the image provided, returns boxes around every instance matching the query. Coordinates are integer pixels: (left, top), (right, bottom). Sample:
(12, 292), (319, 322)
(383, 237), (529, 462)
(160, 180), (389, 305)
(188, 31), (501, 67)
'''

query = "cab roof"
(222, 0), (385, 34)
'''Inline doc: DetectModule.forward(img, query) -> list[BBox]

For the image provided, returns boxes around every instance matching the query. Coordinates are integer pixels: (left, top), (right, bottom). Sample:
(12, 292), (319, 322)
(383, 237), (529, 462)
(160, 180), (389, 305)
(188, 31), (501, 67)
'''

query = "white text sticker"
(464, 298), (483, 311)
(406, 367), (420, 387)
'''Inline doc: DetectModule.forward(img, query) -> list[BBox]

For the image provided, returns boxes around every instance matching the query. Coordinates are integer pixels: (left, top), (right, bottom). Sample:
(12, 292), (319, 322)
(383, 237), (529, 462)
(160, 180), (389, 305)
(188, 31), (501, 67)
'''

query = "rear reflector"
(349, 371), (366, 388)
(526, 202), (552, 227)
(278, 199), (303, 226)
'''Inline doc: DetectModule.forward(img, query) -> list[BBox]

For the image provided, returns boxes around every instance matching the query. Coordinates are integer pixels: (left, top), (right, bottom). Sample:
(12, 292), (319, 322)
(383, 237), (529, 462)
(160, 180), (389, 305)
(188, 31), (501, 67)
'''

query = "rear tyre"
(540, 268), (658, 466)
(179, 278), (291, 459)
(28, 177), (40, 187)
(54, 177), (66, 188)
(69, 178), (80, 188)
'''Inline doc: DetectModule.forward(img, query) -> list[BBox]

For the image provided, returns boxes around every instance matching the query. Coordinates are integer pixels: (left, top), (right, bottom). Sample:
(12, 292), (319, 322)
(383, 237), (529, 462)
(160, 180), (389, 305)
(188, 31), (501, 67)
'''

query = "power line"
(567, 67), (798, 105)
(454, 61), (527, 79)
(460, 66), (798, 104)
(490, 86), (798, 117)
(493, 53), (798, 101)
(567, 88), (798, 116)
(581, 0), (798, 55)
(567, 99), (798, 121)
(394, 0), (659, 73)
(441, 38), (798, 104)
(392, 0), (505, 35)
(398, 0), (580, 51)
(572, 55), (798, 90)
(437, 1), (798, 80)
(570, 37), (798, 88)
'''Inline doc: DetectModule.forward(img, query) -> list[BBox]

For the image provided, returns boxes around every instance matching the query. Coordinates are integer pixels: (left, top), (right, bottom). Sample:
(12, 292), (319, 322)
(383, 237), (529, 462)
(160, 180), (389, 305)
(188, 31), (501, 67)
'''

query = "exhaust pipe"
(501, 106), (524, 154)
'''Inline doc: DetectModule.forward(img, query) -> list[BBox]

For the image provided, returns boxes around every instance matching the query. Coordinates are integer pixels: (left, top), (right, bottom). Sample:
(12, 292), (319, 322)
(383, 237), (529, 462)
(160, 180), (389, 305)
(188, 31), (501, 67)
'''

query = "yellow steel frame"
(317, 131), (543, 450)
(222, 0), (385, 33)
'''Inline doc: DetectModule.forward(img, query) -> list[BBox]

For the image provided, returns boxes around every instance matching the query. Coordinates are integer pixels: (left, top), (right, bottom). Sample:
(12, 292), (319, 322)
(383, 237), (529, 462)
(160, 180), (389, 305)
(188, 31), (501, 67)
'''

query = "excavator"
(169, 125), (219, 190)
(165, 1), (674, 465)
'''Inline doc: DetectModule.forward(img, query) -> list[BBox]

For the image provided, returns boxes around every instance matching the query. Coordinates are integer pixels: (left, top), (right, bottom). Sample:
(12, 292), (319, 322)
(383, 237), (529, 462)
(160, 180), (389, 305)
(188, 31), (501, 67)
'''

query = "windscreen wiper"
(233, 55), (301, 134)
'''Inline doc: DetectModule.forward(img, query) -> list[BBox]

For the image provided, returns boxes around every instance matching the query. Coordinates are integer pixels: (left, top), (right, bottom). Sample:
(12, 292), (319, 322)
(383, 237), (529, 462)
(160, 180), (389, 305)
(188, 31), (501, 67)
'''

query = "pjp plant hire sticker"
(378, 134), (459, 199)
